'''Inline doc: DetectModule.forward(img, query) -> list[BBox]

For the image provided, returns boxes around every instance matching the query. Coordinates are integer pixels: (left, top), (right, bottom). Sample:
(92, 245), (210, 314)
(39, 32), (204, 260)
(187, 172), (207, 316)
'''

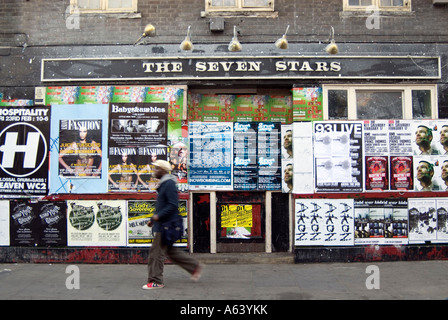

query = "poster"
(67, 200), (127, 247)
(408, 198), (438, 243)
(37, 201), (67, 246)
(189, 122), (233, 190)
(9, 201), (39, 246)
(292, 87), (323, 121)
(257, 122), (282, 190)
(294, 199), (354, 246)
(0, 201), (9, 246)
(127, 199), (188, 246)
(0, 106), (50, 196)
(108, 103), (168, 192)
(291, 122), (314, 194)
(314, 122), (363, 192)
(220, 204), (253, 239)
(354, 199), (408, 245)
(233, 122), (258, 190)
(50, 104), (109, 194)
(436, 198), (448, 242)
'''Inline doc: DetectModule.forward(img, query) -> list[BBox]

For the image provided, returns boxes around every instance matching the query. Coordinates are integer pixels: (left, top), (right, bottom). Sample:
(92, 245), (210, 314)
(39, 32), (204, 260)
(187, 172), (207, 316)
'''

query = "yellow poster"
(221, 205), (252, 228)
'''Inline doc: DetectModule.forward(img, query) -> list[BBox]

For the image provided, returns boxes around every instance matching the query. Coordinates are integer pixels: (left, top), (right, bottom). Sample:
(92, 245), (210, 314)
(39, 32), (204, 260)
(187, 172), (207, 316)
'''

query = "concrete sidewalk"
(1, 260), (447, 301)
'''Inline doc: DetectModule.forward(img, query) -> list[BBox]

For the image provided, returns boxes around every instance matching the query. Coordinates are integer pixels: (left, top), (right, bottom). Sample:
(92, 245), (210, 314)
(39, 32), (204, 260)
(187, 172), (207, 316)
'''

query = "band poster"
(233, 122), (282, 191)
(0, 106), (51, 196)
(50, 104), (109, 194)
(9, 200), (67, 246)
(354, 199), (408, 245)
(127, 199), (188, 247)
(294, 199), (354, 246)
(67, 200), (127, 247)
(189, 122), (233, 190)
(314, 122), (363, 192)
(108, 103), (168, 192)
(0, 201), (9, 246)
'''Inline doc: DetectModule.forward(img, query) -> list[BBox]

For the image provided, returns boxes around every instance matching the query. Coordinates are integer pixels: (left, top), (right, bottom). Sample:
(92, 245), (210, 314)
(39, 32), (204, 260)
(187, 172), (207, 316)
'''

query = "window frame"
(322, 84), (438, 120)
(343, 0), (412, 12)
(205, 0), (275, 13)
(70, 0), (138, 14)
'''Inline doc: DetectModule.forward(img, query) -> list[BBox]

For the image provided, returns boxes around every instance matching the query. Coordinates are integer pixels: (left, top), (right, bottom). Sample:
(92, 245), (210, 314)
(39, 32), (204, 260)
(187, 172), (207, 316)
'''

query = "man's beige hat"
(153, 160), (172, 172)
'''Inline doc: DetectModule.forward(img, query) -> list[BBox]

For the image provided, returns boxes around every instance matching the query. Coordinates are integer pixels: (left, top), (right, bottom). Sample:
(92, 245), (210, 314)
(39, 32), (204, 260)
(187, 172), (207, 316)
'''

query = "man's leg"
(147, 232), (166, 284)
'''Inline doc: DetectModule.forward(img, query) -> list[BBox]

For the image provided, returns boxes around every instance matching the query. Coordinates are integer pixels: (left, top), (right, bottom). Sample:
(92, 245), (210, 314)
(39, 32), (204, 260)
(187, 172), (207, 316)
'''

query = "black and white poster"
(108, 103), (168, 192)
(0, 106), (50, 196)
(295, 199), (354, 246)
(314, 122), (363, 192)
(9, 201), (39, 246)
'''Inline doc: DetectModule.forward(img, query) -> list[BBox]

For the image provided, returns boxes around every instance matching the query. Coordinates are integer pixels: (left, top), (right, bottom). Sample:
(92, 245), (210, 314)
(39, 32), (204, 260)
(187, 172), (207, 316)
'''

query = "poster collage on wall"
(1, 86), (448, 247)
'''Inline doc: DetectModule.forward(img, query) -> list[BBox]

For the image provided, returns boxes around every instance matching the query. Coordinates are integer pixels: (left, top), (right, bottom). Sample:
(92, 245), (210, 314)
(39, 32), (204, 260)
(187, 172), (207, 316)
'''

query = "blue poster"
(188, 122), (233, 190)
(49, 104), (109, 194)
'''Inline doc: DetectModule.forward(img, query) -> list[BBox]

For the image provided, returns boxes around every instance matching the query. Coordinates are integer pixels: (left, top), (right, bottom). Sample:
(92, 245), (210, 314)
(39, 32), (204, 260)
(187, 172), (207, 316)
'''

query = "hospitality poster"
(0, 106), (51, 196)
(67, 200), (127, 247)
(108, 103), (168, 192)
(50, 104), (109, 194)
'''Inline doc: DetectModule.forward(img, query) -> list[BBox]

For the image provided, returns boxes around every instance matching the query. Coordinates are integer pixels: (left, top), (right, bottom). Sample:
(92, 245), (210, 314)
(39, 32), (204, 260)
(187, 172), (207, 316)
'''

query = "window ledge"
(75, 12), (142, 19)
(202, 10), (278, 18)
(340, 10), (415, 18)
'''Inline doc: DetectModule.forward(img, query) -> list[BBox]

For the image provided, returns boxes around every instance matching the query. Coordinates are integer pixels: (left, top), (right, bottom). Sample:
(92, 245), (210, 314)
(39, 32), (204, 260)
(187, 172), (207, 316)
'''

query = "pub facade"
(0, 0), (448, 262)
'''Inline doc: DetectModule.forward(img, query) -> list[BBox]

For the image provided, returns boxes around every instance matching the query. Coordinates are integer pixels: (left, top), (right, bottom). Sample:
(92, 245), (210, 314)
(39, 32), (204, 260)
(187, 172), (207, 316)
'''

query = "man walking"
(143, 160), (204, 289)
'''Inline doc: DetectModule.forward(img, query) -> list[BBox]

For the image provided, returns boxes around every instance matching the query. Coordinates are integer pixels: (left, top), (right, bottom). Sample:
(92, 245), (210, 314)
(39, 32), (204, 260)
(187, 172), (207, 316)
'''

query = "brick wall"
(1, 0), (447, 46)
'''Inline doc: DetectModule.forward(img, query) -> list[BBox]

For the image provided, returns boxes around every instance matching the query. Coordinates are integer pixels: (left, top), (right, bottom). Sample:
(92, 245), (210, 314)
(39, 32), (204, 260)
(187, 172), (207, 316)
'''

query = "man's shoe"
(142, 282), (165, 290)
(190, 263), (204, 282)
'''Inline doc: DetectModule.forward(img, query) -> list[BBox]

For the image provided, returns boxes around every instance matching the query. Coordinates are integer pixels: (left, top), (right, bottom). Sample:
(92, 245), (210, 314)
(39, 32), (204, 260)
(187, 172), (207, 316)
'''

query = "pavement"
(1, 255), (448, 302)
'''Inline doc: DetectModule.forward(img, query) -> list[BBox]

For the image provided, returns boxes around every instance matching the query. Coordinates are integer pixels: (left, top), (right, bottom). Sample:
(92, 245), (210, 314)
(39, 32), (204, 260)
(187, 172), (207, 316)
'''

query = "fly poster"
(0, 201), (9, 246)
(108, 103), (168, 192)
(189, 122), (233, 190)
(67, 200), (127, 247)
(50, 104), (109, 194)
(127, 199), (188, 246)
(9, 200), (67, 246)
(0, 106), (50, 196)
(313, 122), (363, 192)
(294, 199), (354, 246)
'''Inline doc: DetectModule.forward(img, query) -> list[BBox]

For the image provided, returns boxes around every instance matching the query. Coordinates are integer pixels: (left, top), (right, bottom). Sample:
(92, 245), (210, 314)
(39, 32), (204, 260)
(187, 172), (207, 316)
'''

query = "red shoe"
(142, 282), (165, 290)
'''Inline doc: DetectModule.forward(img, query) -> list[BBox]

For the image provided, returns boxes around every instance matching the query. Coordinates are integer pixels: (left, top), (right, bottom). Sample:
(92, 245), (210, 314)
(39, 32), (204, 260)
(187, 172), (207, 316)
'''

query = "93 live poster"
(0, 106), (50, 196)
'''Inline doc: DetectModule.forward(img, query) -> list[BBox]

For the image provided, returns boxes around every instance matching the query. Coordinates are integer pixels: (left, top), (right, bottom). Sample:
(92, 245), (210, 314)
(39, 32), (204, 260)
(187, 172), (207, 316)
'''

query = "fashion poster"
(294, 199), (354, 246)
(50, 104), (109, 194)
(108, 103), (168, 192)
(189, 122), (233, 190)
(0, 201), (9, 246)
(0, 106), (50, 196)
(67, 200), (127, 247)
(313, 122), (363, 192)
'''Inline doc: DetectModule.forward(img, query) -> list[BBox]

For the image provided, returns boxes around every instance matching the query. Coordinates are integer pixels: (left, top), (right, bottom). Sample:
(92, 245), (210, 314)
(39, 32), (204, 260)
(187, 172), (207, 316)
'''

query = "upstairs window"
(205, 0), (275, 14)
(344, 0), (411, 11)
(71, 0), (138, 13)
